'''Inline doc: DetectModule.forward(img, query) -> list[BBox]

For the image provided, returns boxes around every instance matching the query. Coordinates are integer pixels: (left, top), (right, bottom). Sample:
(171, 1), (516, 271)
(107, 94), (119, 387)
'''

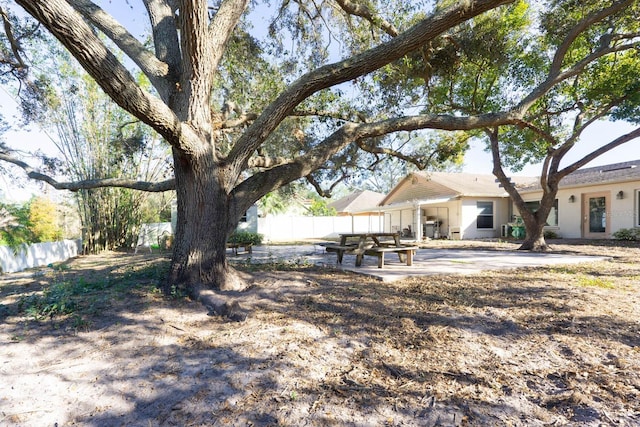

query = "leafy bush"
(0, 203), (34, 248)
(228, 231), (263, 245)
(306, 198), (337, 216)
(612, 227), (640, 241)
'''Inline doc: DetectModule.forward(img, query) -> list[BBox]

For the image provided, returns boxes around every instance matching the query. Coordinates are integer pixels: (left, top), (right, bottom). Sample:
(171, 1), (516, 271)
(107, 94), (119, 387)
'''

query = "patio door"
(582, 192), (610, 239)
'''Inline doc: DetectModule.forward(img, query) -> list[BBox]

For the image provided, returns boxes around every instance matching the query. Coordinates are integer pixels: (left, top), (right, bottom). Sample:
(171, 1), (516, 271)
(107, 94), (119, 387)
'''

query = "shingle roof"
(415, 171), (535, 197)
(520, 159), (640, 191)
(423, 171), (504, 196)
(328, 190), (386, 213)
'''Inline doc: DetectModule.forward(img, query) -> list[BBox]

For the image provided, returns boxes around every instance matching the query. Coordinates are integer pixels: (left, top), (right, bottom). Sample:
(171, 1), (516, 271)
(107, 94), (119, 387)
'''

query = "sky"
(1, 2), (639, 202)
(462, 120), (640, 177)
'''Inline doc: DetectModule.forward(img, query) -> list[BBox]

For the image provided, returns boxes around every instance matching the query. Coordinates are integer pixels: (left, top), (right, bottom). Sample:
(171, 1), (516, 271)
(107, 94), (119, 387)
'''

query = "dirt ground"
(0, 240), (639, 426)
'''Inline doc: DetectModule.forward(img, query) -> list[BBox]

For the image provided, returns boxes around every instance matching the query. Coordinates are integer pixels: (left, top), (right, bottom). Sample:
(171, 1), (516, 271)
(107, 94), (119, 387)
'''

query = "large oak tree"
(0, 0), (514, 301)
(1, 0), (639, 313)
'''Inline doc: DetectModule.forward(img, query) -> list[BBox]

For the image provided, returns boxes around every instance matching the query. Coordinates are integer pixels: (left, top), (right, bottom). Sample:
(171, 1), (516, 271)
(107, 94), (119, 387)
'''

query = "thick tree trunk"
(518, 218), (550, 252)
(165, 148), (248, 301)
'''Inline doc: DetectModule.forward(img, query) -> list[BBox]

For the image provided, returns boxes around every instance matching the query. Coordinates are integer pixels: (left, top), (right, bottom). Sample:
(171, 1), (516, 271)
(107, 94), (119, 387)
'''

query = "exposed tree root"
(190, 287), (248, 322)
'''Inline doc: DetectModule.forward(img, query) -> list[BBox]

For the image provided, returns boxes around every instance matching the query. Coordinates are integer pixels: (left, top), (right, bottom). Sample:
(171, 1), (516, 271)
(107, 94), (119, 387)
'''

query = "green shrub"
(228, 231), (263, 245)
(0, 203), (34, 248)
(612, 227), (640, 241)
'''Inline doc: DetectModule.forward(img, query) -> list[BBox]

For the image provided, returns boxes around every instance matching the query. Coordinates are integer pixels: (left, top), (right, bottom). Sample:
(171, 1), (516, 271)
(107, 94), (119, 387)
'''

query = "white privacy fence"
(0, 239), (81, 274)
(257, 215), (383, 242)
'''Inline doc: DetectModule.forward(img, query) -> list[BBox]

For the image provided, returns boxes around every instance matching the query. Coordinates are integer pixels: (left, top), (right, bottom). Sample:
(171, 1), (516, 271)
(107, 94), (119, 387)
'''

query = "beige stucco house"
(376, 171), (533, 240)
(375, 159), (640, 240)
(517, 160), (640, 239)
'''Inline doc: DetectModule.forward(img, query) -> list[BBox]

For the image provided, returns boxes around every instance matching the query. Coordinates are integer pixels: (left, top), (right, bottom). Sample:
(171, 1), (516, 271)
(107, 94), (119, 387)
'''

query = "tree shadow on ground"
(1, 252), (638, 426)
(233, 264), (640, 425)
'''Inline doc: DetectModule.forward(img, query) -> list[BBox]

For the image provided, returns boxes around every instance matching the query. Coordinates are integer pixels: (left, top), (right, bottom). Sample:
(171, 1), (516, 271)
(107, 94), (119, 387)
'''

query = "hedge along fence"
(0, 239), (81, 274)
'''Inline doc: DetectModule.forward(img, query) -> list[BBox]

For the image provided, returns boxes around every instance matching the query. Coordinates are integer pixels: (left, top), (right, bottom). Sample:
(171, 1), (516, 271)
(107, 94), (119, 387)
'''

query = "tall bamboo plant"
(43, 59), (171, 253)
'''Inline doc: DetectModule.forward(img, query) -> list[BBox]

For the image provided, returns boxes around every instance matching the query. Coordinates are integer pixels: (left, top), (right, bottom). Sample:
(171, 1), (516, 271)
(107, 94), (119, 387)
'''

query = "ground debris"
(0, 242), (639, 425)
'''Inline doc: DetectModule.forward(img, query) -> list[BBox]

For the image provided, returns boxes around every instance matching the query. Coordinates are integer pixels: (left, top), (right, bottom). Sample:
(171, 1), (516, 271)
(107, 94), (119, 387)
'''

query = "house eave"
(371, 197), (455, 212)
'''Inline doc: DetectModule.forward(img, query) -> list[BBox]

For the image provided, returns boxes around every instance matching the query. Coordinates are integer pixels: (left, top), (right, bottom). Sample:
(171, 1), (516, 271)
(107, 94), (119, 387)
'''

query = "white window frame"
(476, 201), (494, 230)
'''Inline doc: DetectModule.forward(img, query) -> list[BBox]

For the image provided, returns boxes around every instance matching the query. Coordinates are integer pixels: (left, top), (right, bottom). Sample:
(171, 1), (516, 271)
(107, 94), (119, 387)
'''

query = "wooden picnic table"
(324, 232), (418, 268)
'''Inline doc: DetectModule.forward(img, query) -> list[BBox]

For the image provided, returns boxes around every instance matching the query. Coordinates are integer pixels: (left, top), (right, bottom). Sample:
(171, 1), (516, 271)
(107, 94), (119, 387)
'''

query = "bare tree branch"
(15, 0), (181, 143)
(0, 152), (175, 192)
(0, 6), (27, 69)
(68, 0), (171, 93)
(334, 0), (399, 37)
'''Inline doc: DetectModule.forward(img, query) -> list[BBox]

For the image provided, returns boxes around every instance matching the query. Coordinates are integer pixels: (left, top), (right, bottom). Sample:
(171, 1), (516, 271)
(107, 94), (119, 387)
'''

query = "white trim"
(636, 189), (640, 227)
(476, 200), (495, 230)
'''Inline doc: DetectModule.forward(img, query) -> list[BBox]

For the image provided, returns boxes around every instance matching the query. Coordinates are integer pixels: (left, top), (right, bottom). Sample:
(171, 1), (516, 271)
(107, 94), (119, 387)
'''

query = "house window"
(239, 211), (248, 222)
(524, 199), (558, 226)
(476, 201), (494, 229)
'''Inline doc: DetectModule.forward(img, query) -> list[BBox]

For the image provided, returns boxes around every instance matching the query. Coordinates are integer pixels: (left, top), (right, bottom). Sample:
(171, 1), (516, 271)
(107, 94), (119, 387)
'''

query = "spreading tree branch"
(231, 109), (521, 213)
(0, 152), (175, 192)
(556, 127), (640, 180)
(68, 0), (171, 93)
(227, 0), (515, 173)
(549, 0), (632, 76)
(16, 0), (181, 143)
(334, 0), (399, 37)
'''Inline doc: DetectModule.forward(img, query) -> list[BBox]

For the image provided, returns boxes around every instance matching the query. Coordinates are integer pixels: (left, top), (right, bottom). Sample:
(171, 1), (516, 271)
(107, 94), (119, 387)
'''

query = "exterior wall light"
(617, 190), (624, 200)
(568, 195), (575, 203)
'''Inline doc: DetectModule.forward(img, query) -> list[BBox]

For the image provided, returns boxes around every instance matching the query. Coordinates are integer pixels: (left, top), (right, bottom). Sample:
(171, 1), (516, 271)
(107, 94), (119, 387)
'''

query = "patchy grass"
(575, 275), (615, 289)
(4, 252), (170, 328)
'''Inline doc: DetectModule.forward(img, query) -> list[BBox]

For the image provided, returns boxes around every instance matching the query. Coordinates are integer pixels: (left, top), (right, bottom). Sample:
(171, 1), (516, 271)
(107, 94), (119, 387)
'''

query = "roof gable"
(381, 171), (529, 205)
(329, 190), (385, 213)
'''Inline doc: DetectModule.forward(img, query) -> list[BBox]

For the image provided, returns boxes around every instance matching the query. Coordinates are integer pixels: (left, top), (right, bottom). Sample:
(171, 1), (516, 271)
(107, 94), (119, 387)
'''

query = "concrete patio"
(230, 244), (610, 282)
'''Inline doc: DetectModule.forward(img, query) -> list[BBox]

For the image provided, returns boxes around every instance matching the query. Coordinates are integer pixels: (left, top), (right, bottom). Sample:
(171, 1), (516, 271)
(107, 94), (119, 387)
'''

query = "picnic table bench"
(364, 246), (418, 268)
(325, 233), (418, 268)
(226, 242), (253, 255)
